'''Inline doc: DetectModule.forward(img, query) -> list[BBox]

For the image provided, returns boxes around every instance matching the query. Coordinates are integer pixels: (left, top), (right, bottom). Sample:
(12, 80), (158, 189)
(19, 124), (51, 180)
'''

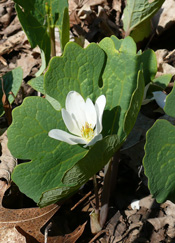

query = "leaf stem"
(100, 150), (120, 227)
(50, 26), (56, 58)
(45, 2), (56, 58)
(93, 174), (99, 215)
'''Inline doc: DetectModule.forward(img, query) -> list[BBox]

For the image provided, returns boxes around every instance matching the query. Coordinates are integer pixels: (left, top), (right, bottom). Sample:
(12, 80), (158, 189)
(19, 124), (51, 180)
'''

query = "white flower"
(48, 91), (106, 147)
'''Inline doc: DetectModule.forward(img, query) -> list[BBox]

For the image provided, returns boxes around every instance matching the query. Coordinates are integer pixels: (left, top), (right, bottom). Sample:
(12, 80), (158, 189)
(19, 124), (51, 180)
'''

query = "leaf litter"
(1, 0), (175, 242)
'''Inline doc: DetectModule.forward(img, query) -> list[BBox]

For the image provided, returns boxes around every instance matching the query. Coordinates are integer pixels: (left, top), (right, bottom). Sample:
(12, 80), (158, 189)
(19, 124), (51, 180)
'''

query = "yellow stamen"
(81, 122), (94, 142)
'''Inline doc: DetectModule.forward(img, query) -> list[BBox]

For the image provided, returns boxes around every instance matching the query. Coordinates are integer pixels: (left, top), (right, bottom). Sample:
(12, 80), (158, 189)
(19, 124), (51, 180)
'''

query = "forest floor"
(1, 0), (175, 242)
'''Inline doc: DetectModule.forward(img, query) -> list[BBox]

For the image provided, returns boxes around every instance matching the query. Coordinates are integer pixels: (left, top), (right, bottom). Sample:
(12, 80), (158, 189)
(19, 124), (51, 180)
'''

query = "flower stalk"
(93, 174), (99, 215)
(100, 151), (120, 227)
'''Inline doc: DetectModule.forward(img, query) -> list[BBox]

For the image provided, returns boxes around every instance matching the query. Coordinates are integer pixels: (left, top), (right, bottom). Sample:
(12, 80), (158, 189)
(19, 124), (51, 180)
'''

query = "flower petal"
(85, 98), (97, 128)
(48, 129), (86, 145)
(62, 108), (81, 136)
(84, 134), (103, 148)
(153, 91), (166, 109)
(95, 95), (106, 134)
(65, 91), (87, 129)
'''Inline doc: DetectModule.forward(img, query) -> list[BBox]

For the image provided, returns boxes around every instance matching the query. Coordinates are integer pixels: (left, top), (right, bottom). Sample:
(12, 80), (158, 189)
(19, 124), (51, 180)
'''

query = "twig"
(88, 229), (108, 243)
(71, 191), (92, 211)
(44, 222), (52, 243)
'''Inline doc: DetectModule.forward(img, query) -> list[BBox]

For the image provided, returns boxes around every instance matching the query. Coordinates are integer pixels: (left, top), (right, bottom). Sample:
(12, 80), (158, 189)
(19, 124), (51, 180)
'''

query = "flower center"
(81, 122), (94, 142)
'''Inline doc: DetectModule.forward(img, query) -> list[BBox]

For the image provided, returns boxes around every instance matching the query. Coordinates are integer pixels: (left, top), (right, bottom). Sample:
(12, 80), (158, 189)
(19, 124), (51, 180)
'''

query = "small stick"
(88, 229), (108, 243)
(71, 191), (92, 211)
(44, 222), (52, 243)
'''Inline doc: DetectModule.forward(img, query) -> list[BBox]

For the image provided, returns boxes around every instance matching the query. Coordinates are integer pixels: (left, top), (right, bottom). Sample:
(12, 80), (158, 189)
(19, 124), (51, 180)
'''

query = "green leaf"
(39, 134), (119, 207)
(58, 7), (69, 51)
(9, 97), (87, 203)
(110, 36), (122, 50)
(124, 70), (145, 135)
(138, 49), (157, 85)
(45, 94), (61, 111)
(110, 35), (157, 86)
(14, 0), (69, 66)
(35, 49), (47, 77)
(143, 119), (175, 203)
(28, 76), (61, 110)
(130, 18), (151, 42)
(164, 84), (175, 117)
(99, 36), (146, 139)
(8, 38), (150, 206)
(0, 67), (23, 116)
(44, 42), (105, 108)
(123, 0), (165, 41)
(152, 74), (172, 90)
(28, 76), (45, 94)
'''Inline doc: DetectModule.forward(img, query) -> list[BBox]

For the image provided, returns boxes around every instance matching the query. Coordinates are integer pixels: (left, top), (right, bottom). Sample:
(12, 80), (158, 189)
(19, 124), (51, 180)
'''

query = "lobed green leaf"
(14, 0), (69, 67)
(143, 119), (175, 203)
(123, 0), (165, 41)
(8, 37), (155, 205)
(0, 67), (23, 116)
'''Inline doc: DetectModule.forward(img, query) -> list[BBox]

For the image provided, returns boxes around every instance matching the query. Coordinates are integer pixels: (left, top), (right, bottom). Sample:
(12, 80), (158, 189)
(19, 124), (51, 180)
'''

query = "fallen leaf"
(0, 226), (26, 243)
(0, 31), (26, 56)
(139, 195), (157, 209)
(17, 52), (40, 78)
(0, 15), (21, 36)
(0, 200), (59, 242)
(147, 216), (175, 231)
(163, 200), (175, 217)
(1, 78), (12, 126)
(0, 131), (16, 182)
(0, 179), (86, 242)
(153, 0), (175, 34)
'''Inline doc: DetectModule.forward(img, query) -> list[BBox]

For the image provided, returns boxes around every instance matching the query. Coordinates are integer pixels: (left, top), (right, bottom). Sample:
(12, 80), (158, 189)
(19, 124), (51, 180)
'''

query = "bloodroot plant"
(7, 35), (172, 231)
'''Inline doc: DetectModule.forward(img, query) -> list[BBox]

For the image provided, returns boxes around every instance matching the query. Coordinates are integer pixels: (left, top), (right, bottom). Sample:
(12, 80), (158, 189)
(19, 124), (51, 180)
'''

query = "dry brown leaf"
(147, 216), (175, 231)
(163, 200), (175, 217)
(1, 78), (12, 126)
(0, 173), (86, 242)
(153, 0), (175, 35)
(78, 3), (92, 19)
(155, 49), (175, 77)
(17, 52), (40, 78)
(155, 49), (168, 69)
(149, 228), (165, 243)
(0, 15), (21, 36)
(149, 200), (175, 239)
(161, 63), (175, 76)
(0, 31), (26, 56)
(88, 0), (106, 7)
(125, 209), (138, 218)
(63, 221), (87, 243)
(112, 0), (122, 12)
(0, 198), (60, 242)
(139, 195), (156, 209)
(68, 0), (78, 13)
(167, 226), (175, 239)
(0, 226), (26, 243)
(0, 131), (16, 182)
(0, 56), (7, 66)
